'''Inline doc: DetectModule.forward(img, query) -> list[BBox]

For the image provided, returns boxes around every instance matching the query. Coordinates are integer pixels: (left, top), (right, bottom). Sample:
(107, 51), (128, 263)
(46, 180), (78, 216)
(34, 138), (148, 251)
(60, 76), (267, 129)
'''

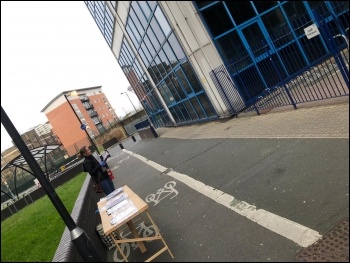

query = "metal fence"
(210, 2), (349, 116)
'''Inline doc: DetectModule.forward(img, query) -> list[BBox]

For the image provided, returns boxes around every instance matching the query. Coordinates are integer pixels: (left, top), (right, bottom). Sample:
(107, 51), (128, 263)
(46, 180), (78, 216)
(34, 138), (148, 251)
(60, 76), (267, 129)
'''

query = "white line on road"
(123, 149), (322, 247)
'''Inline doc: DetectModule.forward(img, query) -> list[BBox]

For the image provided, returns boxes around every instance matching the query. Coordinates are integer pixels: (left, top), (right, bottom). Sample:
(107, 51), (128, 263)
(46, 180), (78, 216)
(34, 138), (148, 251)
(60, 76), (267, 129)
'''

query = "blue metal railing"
(210, 2), (349, 116)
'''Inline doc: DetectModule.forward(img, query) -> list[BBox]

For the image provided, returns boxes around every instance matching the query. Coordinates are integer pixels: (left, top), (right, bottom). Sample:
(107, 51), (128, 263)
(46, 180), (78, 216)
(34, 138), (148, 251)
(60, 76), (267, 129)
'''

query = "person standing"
(78, 146), (115, 195)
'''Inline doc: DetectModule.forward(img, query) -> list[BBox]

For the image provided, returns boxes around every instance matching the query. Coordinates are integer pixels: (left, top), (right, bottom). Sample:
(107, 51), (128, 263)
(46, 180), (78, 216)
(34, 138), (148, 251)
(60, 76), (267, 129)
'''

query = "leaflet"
(109, 199), (138, 225)
(99, 192), (129, 212)
(100, 187), (124, 202)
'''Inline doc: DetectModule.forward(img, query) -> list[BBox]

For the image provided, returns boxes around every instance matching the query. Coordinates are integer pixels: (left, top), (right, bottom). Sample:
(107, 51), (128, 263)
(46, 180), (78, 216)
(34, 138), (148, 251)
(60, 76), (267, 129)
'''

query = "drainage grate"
(295, 219), (349, 262)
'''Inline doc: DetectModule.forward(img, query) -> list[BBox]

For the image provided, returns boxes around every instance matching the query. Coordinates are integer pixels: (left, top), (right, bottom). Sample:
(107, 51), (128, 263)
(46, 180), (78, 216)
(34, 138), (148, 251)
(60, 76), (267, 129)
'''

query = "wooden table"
(97, 185), (174, 262)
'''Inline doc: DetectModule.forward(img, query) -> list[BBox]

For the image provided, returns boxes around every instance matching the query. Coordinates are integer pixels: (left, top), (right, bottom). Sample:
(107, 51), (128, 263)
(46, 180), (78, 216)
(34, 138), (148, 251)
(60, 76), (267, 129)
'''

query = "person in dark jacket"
(78, 146), (115, 195)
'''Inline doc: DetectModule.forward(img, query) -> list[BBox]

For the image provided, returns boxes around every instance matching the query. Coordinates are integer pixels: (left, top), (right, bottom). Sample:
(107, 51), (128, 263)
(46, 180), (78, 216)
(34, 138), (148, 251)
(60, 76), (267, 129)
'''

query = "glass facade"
(85, 1), (218, 127)
(118, 1), (217, 127)
(195, 1), (349, 104)
(85, 1), (115, 47)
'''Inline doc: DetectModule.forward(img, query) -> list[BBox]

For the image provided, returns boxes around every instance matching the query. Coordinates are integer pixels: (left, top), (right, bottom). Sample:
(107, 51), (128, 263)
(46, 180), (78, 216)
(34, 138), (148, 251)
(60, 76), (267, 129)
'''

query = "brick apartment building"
(41, 86), (119, 156)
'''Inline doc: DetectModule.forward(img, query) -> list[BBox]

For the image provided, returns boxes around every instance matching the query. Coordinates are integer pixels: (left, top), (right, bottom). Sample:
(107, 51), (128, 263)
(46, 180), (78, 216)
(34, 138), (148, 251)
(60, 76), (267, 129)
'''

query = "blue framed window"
(85, 1), (114, 47)
(195, 1), (348, 105)
(120, 1), (217, 126)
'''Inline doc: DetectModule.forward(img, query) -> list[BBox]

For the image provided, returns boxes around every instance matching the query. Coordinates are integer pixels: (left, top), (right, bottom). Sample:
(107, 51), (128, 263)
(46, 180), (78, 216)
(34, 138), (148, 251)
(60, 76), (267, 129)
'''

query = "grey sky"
(1, 1), (140, 151)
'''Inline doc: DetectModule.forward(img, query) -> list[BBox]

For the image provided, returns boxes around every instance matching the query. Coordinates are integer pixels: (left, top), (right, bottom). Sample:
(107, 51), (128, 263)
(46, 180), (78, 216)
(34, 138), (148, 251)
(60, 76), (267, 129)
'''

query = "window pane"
(138, 1), (151, 19)
(154, 6), (172, 37)
(201, 2), (233, 37)
(175, 68), (192, 94)
(147, 65), (158, 83)
(138, 48), (150, 67)
(134, 59), (144, 76)
(158, 82), (175, 106)
(124, 40), (135, 60)
(169, 107), (181, 123)
(225, 1), (256, 25)
(190, 97), (206, 118)
(306, 1), (327, 11)
(163, 82), (175, 104)
(261, 7), (292, 47)
(165, 76), (181, 101)
(150, 17), (165, 45)
(163, 42), (177, 68)
(198, 94), (216, 117)
(158, 49), (171, 73)
(130, 8), (145, 36)
(132, 1), (148, 30)
(253, 1), (278, 13)
(282, 2), (311, 36)
(146, 26), (160, 51)
(155, 56), (167, 77)
(178, 102), (192, 121)
(174, 105), (185, 122)
(184, 100), (198, 120)
(216, 30), (248, 64)
(242, 22), (267, 56)
(143, 35), (156, 58)
(147, 1), (157, 11)
(330, 1), (349, 14)
(151, 61), (162, 83)
(168, 33), (186, 61)
(141, 42), (153, 65)
(168, 73), (186, 99)
(181, 61), (202, 93)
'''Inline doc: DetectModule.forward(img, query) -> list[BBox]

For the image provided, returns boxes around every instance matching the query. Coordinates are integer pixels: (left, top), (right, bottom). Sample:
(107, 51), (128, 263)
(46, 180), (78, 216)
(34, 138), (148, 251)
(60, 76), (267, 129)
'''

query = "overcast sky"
(1, 1), (142, 152)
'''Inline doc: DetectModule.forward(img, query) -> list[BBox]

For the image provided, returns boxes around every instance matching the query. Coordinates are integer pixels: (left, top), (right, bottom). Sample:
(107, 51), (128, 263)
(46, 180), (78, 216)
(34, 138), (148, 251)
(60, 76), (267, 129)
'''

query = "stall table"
(97, 185), (174, 262)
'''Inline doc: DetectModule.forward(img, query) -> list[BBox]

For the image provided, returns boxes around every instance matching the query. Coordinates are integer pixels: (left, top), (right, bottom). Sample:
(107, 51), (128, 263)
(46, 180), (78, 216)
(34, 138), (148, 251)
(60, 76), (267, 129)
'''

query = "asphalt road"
(102, 135), (349, 262)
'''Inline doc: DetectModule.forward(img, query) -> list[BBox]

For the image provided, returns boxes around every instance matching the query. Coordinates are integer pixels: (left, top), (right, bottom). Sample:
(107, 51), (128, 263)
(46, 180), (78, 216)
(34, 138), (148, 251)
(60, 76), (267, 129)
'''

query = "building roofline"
(40, 86), (102, 112)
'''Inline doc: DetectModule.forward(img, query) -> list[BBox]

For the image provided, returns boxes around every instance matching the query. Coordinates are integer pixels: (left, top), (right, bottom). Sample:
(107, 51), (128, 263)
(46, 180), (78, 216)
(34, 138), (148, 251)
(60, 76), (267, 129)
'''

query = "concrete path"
(102, 99), (349, 262)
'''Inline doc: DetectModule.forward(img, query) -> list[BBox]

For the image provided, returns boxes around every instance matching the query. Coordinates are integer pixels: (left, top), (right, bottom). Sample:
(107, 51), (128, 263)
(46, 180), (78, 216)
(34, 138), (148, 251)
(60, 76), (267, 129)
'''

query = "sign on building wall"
(304, 24), (320, 39)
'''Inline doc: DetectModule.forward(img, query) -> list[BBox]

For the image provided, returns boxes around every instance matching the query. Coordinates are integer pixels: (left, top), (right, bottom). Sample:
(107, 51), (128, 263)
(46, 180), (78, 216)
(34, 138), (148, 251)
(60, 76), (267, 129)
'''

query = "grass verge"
(1, 172), (87, 262)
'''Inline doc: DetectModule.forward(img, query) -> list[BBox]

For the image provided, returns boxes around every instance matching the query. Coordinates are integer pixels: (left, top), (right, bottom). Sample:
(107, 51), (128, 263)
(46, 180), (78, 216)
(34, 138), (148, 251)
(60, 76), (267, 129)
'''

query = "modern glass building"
(85, 1), (349, 126)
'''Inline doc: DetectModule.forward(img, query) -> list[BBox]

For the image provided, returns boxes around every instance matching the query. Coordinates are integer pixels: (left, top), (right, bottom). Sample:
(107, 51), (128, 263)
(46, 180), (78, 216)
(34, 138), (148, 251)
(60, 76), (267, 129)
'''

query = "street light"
(64, 91), (100, 155)
(121, 91), (142, 121)
(1, 106), (102, 262)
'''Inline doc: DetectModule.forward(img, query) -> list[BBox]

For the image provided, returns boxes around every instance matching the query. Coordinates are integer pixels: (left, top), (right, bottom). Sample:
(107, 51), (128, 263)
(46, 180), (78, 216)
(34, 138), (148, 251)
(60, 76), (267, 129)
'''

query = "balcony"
(80, 95), (89, 102)
(84, 103), (94, 110)
(93, 118), (102, 125)
(89, 111), (98, 118)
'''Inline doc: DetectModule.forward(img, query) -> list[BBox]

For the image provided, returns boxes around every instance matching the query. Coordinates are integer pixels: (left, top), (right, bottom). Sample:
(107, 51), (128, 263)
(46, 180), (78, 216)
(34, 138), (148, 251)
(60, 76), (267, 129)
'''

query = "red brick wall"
(46, 102), (90, 156)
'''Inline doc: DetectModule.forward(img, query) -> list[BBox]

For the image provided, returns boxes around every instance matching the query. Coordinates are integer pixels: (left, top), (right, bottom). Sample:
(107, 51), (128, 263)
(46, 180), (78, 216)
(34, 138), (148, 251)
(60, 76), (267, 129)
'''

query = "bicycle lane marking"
(123, 149), (322, 247)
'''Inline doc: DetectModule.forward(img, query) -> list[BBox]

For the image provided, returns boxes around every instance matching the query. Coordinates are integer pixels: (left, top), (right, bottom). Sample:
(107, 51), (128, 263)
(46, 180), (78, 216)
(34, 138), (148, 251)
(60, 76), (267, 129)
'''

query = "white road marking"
(123, 149), (322, 247)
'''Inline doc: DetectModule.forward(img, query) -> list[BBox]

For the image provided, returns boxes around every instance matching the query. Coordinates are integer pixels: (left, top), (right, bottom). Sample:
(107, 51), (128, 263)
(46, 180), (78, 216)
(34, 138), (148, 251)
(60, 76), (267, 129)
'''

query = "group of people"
(78, 146), (115, 196)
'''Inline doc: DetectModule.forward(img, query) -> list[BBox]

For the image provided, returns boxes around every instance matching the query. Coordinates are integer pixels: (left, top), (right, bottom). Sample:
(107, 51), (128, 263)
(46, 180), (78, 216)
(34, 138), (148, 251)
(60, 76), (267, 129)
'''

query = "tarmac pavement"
(101, 99), (349, 262)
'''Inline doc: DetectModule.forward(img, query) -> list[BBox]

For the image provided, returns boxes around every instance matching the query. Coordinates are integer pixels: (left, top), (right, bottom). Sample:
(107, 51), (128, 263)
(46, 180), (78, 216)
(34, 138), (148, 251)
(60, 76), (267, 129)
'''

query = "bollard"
(119, 142), (124, 150)
(131, 135), (136, 142)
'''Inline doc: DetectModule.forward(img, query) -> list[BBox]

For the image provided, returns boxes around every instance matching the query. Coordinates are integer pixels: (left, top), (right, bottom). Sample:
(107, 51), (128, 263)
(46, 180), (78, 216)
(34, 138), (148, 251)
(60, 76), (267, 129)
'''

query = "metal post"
(1, 106), (102, 262)
(64, 94), (100, 155)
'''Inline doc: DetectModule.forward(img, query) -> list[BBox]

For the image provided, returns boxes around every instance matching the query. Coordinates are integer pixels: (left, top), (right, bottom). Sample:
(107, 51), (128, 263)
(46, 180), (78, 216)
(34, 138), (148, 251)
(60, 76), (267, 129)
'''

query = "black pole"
(1, 106), (102, 262)
(64, 94), (100, 155)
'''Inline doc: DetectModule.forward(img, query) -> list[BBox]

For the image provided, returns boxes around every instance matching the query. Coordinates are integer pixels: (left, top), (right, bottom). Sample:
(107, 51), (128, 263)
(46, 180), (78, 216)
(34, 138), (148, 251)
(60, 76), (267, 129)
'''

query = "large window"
(196, 1), (348, 105)
(119, 1), (217, 126)
(85, 1), (114, 47)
